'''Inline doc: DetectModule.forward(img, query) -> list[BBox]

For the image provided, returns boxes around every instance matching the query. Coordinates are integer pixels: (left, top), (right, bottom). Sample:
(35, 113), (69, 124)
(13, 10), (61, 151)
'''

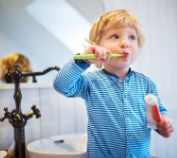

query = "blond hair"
(0, 53), (32, 82)
(87, 9), (146, 48)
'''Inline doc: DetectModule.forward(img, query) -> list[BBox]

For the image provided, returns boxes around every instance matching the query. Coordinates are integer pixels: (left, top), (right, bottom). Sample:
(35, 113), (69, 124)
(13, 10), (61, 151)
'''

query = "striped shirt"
(53, 59), (168, 158)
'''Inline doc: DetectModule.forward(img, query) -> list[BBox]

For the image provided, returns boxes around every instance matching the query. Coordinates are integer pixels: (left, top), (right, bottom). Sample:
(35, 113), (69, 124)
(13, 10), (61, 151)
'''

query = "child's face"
(98, 26), (139, 71)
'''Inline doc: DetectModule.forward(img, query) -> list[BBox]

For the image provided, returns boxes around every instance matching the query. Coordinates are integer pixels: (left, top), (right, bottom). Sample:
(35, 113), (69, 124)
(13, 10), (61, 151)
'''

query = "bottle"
(144, 94), (161, 122)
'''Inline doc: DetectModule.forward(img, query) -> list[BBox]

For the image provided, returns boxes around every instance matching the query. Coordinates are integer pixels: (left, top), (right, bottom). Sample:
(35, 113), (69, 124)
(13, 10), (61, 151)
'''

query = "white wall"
(0, 31), (21, 55)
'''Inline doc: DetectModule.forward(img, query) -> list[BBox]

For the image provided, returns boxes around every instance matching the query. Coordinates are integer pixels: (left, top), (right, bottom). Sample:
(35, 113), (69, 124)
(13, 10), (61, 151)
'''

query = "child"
(53, 9), (174, 158)
(0, 53), (32, 83)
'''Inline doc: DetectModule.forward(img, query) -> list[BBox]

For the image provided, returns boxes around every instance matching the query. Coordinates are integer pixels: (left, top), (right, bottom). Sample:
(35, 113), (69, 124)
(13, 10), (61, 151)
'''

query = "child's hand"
(83, 45), (111, 64)
(156, 115), (174, 138)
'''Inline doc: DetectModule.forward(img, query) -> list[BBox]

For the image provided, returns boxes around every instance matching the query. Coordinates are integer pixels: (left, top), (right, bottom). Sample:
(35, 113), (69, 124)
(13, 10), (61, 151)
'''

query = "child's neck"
(104, 67), (130, 80)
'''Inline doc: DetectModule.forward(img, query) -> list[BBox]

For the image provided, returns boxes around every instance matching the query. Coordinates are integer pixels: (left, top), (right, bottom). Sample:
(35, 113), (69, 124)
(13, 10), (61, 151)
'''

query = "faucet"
(4, 65), (60, 83)
(0, 65), (60, 158)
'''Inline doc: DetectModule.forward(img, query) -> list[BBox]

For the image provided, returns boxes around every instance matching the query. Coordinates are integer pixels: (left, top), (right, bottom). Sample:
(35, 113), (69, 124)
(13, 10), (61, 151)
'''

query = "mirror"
(0, 0), (104, 83)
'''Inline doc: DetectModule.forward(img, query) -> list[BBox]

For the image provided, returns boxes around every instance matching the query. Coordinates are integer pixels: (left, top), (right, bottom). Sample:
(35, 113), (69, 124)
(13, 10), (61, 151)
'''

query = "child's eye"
(129, 35), (136, 40)
(111, 35), (119, 39)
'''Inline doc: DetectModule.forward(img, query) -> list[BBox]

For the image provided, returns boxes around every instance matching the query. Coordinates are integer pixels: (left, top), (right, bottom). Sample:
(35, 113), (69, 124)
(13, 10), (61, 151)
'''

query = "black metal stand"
(0, 65), (60, 158)
(15, 128), (26, 158)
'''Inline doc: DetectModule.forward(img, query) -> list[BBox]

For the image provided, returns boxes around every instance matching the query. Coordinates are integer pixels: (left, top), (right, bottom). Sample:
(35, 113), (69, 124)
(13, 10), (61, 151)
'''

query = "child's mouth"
(121, 52), (129, 58)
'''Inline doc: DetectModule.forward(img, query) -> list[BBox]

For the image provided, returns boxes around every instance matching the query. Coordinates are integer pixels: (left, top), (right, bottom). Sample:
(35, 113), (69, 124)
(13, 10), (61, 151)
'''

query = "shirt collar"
(102, 68), (133, 80)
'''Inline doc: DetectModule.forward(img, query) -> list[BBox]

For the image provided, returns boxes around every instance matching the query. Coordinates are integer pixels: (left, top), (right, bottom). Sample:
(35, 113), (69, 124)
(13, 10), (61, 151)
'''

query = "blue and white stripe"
(53, 59), (168, 158)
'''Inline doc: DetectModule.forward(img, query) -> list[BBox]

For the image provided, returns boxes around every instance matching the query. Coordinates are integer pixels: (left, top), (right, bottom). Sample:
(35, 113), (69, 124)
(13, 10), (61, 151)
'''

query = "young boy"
(0, 53), (32, 83)
(53, 10), (174, 158)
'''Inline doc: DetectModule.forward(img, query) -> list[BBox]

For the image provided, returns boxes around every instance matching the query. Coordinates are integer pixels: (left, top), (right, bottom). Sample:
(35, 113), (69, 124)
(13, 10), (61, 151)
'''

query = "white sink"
(27, 133), (87, 158)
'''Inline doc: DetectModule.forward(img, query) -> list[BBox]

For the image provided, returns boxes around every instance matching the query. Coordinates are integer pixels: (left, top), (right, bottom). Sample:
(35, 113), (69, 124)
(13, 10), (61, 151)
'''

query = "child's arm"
(156, 115), (174, 138)
(53, 59), (89, 98)
(53, 45), (111, 98)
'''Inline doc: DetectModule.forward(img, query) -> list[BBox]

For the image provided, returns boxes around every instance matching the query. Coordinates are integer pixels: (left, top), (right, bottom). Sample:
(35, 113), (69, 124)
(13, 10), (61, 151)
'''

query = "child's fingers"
(158, 124), (174, 138)
(156, 116), (169, 127)
(94, 48), (102, 59)
(157, 121), (171, 131)
(156, 116), (169, 129)
(93, 48), (110, 60)
(94, 47), (104, 59)
(156, 116), (174, 138)
(101, 49), (108, 59)
(156, 115), (169, 126)
(106, 49), (112, 54)
(83, 45), (112, 64)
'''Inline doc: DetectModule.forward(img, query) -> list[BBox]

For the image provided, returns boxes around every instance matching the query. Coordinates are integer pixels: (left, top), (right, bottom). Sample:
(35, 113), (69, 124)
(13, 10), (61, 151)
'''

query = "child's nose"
(120, 38), (129, 48)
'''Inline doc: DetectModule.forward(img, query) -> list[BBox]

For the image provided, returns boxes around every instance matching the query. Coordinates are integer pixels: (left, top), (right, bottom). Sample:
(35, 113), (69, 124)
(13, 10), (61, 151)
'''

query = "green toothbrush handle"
(73, 54), (123, 59)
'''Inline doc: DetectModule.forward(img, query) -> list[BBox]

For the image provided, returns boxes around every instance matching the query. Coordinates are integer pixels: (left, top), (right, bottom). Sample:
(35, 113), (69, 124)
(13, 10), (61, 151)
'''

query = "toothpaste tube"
(144, 94), (162, 129)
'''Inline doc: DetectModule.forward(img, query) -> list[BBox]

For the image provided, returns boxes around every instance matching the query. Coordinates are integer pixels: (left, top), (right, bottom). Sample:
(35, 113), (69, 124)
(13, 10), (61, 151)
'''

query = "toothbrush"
(73, 54), (124, 60)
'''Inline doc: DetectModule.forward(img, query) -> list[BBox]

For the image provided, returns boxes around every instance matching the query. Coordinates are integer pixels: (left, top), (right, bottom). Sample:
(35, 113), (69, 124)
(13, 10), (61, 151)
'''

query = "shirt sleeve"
(149, 79), (170, 134)
(53, 59), (90, 99)
(74, 59), (90, 70)
(149, 79), (169, 116)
